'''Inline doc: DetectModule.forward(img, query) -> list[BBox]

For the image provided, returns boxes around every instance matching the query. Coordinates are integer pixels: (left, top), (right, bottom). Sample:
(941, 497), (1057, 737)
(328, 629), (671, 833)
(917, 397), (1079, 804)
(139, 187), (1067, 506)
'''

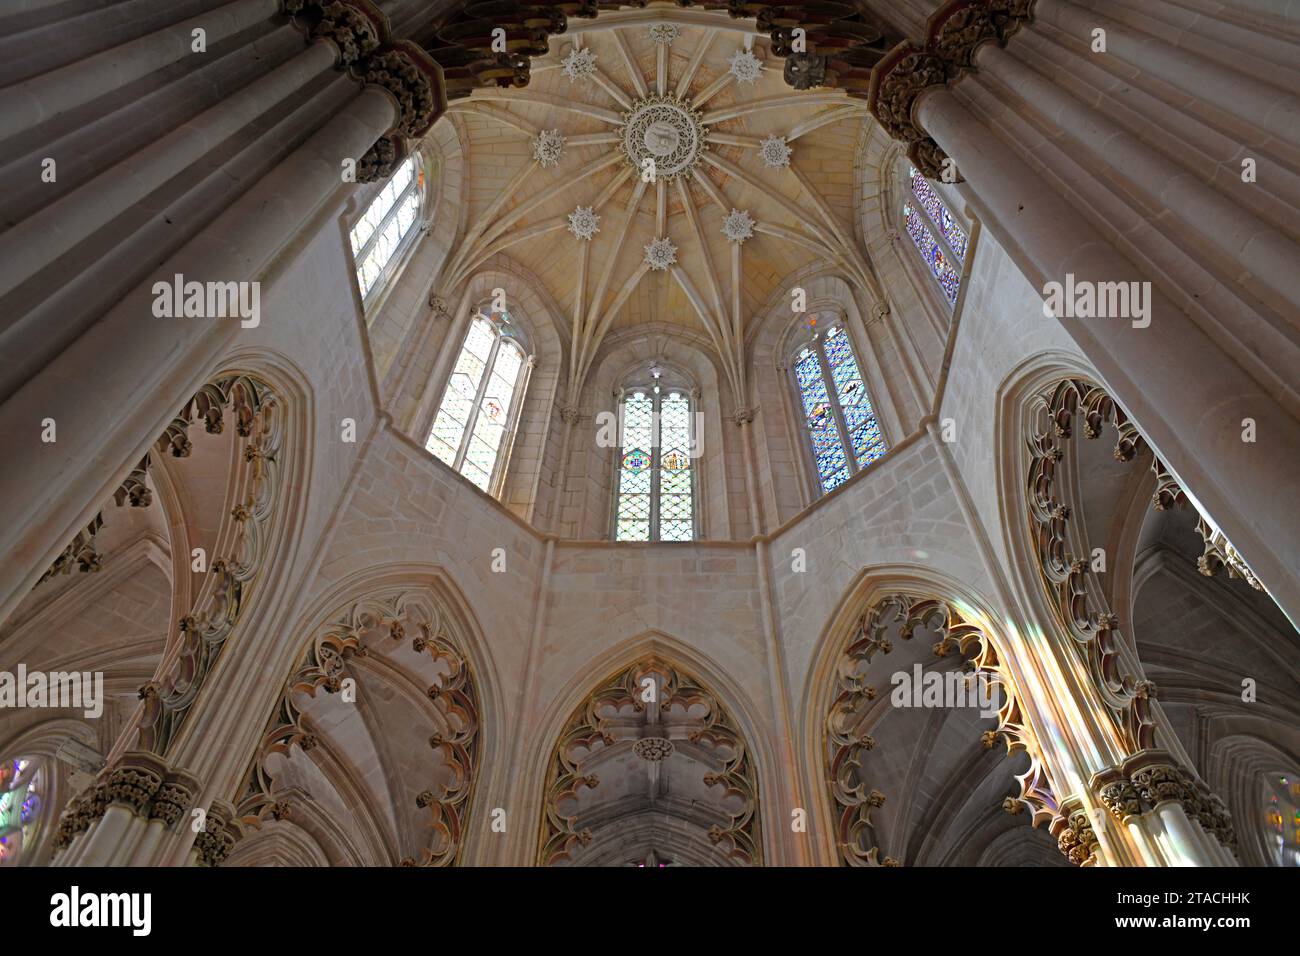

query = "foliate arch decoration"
(1026, 378), (1266, 754)
(539, 657), (761, 866)
(1027, 378), (1247, 857)
(236, 590), (480, 866)
(45, 374), (283, 859)
(137, 375), (284, 755)
(826, 593), (1055, 866)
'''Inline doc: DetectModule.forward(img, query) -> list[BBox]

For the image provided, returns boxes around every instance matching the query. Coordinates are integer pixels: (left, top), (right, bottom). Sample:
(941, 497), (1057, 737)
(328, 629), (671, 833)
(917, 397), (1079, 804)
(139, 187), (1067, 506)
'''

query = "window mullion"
(912, 182), (963, 270)
(817, 339), (856, 476)
(614, 397), (627, 539)
(489, 350), (530, 495)
(455, 333), (498, 473)
(356, 179), (416, 266)
(789, 361), (823, 497)
(689, 395), (699, 540)
(650, 392), (661, 541)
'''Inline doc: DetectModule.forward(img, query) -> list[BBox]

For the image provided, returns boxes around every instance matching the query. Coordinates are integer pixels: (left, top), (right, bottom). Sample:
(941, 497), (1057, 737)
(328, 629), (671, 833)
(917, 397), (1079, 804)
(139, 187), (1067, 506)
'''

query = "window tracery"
(790, 320), (886, 494)
(350, 155), (424, 303)
(427, 309), (532, 494)
(902, 166), (966, 305)
(614, 369), (696, 542)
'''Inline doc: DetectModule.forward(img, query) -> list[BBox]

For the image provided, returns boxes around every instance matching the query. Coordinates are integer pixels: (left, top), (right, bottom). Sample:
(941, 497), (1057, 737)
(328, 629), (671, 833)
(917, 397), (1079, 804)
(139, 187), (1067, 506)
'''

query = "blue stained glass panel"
(796, 349), (851, 492)
(909, 167), (968, 261)
(904, 204), (961, 304)
(794, 327), (889, 494)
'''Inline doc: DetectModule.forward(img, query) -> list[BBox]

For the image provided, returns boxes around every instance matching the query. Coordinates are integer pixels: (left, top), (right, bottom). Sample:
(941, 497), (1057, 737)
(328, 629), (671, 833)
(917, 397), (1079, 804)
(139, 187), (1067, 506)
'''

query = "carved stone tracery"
(235, 591), (480, 866)
(539, 657), (761, 866)
(828, 593), (1052, 866)
(1028, 379), (1241, 857)
(137, 375), (283, 757)
(1027, 379), (1173, 753)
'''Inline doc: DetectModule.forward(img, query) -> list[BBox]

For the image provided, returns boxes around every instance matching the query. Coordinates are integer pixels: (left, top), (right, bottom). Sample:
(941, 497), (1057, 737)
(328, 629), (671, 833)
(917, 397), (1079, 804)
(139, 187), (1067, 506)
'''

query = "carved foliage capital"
(51, 753), (199, 857)
(315, 0), (388, 68)
(1051, 800), (1099, 866)
(193, 802), (241, 867)
(363, 41), (447, 138)
(357, 133), (406, 184)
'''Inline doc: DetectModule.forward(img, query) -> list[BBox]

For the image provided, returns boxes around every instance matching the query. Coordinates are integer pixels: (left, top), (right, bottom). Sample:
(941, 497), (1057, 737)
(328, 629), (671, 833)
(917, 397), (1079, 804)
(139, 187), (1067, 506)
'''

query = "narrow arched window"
(426, 309), (531, 494)
(615, 377), (696, 542)
(902, 165), (967, 305)
(350, 155), (423, 303)
(791, 321), (886, 494)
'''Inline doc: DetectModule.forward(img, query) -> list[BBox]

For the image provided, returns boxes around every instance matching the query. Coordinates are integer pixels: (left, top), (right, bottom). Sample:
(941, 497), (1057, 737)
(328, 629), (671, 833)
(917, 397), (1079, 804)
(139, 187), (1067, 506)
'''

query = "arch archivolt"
(231, 569), (498, 867)
(1023, 377), (1275, 757)
(1205, 732), (1300, 868)
(132, 373), (287, 756)
(0, 717), (99, 866)
(537, 655), (761, 867)
(36, 350), (315, 862)
(994, 359), (1296, 864)
(523, 631), (772, 867)
(818, 588), (1049, 866)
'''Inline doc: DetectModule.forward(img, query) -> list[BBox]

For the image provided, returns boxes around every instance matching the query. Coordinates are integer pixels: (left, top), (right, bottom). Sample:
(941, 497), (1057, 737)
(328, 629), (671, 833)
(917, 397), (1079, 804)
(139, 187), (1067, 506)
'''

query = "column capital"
(298, 0), (390, 70)
(867, 1), (1040, 179)
(51, 752), (201, 857)
(729, 407), (755, 427)
(1050, 798), (1100, 866)
(193, 801), (242, 868)
(357, 133), (406, 184)
(1091, 750), (1237, 854)
(362, 41), (447, 139)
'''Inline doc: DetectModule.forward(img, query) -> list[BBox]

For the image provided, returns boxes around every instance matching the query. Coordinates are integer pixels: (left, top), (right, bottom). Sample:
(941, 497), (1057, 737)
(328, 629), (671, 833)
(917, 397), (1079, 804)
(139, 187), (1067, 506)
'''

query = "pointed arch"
(529, 631), (769, 867)
(231, 564), (504, 866)
(799, 566), (1051, 867)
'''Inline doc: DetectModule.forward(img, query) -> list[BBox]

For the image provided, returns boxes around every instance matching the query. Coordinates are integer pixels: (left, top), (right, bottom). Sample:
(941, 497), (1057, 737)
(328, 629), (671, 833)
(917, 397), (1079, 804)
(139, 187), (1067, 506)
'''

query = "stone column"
(0, 0), (283, 142)
(51, 751), (201, 868)
(732, 408), (766, 537)
(0, 41), (340, 305)
(0, 82), (398, 625)
(1093, 753), (1238, 866)
(913, 82), (1300, 621)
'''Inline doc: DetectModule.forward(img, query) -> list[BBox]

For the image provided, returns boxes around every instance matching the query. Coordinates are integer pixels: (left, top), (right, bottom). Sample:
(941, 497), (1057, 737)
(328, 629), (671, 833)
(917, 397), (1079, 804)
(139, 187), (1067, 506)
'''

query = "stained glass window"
(909, 167), (968, 261)
(904, 166), (966, 305)
(350, 155), (423, 303)
(0, 758), (42, 865)
(792, 324), (887, 494)
(427, 310), (530, 494)
(615, 387), (695, 541)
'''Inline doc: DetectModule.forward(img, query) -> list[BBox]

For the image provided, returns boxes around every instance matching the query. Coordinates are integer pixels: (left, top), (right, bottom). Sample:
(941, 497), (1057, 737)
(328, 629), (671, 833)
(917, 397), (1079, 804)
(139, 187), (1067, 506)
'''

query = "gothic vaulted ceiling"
(437, 7), (878, 400)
